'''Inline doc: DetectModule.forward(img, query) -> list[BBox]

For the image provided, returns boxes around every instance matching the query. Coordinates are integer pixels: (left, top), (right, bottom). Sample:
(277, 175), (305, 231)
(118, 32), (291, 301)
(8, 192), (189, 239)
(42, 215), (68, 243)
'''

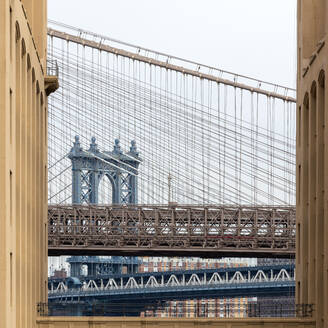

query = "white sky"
(48, 0), (297, 89)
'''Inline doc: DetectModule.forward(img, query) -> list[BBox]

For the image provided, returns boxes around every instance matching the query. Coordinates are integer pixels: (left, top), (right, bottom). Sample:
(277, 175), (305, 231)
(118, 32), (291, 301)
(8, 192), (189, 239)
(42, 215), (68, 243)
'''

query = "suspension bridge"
(46, 20), (296, 256)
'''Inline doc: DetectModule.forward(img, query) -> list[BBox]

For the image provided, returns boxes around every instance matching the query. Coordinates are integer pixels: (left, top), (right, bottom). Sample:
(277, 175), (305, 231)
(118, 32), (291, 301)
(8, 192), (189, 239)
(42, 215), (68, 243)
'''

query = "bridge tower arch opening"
(98, 174), (114, 204)
(68, 136), (141, 204)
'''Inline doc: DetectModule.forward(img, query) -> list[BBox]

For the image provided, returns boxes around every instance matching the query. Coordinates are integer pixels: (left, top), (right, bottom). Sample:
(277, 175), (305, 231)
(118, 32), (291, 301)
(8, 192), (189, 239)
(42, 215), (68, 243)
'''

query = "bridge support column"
(128, 174), (138, 204)
(72, 168), (82, 204)
(87, 263), (97, 276)
(89, 170), (99, 204)
(70, 136), (83, 204)
(70, 263), (82, 277)
(113, 171), (121, 204)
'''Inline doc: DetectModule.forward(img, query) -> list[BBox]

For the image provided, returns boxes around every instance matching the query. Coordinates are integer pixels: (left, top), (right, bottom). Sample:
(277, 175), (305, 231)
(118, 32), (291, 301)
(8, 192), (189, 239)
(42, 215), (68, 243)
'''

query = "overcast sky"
(48, 0), (297, 88)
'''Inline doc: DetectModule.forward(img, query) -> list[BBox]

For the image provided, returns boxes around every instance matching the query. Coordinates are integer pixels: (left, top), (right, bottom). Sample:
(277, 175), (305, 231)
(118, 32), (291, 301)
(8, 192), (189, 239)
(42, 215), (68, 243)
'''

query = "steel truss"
(48, 204), (295, 257)
(48, 267), (294, 301)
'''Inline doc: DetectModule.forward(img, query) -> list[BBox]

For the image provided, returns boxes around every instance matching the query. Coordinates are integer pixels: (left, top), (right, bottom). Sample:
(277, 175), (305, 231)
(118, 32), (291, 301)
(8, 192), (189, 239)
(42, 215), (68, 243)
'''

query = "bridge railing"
(46, 59), (59, 77)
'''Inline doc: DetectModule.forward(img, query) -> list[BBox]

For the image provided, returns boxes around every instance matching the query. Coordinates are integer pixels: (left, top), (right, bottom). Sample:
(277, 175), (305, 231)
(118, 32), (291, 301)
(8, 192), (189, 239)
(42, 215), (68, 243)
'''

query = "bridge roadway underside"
(48, 247), (294, 258)
(37, 317), (315, 328)
(48, 205), (296, 258)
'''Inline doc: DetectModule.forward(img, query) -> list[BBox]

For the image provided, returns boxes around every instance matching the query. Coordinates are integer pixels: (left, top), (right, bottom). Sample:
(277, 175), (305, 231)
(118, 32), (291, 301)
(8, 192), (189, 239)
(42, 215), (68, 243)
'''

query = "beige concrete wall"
(0, 0), (48, 327)
(36, 317), (316, 328)
(297, 1), (328, 328)
(21, 0), (47, 67)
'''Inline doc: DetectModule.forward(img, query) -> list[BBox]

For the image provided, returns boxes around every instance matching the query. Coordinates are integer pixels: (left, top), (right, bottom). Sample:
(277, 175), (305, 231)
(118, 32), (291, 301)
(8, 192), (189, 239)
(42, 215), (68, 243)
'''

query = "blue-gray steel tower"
(68, 136), (141, 204)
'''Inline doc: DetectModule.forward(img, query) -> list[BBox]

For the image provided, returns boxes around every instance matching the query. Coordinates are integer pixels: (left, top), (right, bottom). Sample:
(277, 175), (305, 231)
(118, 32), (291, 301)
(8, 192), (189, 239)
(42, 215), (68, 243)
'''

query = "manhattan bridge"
(47, 20), (296, 259)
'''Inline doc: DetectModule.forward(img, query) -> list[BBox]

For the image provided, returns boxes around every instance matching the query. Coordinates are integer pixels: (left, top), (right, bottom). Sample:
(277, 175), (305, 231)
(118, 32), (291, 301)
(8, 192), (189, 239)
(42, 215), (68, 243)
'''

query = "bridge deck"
(48, 205), (296, 257)
(48, 264), (295, 301)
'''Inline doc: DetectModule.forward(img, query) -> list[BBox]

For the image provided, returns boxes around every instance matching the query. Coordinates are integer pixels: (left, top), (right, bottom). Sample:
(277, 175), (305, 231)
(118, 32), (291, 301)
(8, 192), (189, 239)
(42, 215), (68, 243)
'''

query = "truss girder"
(48, 204), (295, 257)
(48, 268), (295, 301)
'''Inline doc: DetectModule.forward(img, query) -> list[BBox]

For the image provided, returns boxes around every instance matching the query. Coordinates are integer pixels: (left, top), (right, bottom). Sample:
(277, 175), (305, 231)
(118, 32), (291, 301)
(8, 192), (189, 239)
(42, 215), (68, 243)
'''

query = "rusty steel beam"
(48, 205), (296, 258)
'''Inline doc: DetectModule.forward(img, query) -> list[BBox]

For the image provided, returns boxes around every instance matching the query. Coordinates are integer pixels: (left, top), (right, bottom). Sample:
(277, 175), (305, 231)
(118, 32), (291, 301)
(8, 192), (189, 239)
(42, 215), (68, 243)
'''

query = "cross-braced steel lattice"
(48, 204), (295, 258)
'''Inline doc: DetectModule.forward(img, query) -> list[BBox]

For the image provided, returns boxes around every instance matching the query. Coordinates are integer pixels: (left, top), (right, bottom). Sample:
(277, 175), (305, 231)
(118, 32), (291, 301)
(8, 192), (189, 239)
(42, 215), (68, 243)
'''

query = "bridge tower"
(0, 1), (58, 327)
(297, 1), (328, 327)
(67, 256), (139, 277)
(68, 136), (141, 277)
(68, 136), (141, 204)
